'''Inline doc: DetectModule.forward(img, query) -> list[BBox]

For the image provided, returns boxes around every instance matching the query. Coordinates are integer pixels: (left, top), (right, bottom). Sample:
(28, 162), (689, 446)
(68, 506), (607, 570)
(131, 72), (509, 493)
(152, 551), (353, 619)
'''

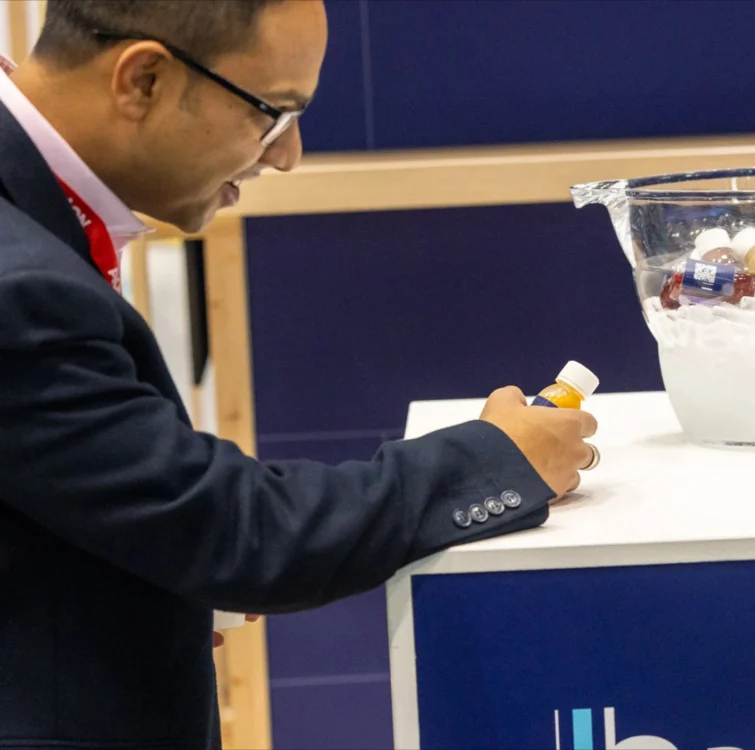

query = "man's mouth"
(220, 181), (241, 208)
(219, 171), (261, 207)
(228, 169), (262, 188)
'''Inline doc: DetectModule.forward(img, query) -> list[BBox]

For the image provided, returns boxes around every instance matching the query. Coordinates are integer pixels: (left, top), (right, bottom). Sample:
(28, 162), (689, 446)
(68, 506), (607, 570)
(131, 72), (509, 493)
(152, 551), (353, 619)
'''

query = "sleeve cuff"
(406, 420), (555, 563)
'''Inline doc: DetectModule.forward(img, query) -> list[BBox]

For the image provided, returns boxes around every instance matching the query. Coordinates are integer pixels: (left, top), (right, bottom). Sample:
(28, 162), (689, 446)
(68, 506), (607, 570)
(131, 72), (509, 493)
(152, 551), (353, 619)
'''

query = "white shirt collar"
(0, 54), (147, 251)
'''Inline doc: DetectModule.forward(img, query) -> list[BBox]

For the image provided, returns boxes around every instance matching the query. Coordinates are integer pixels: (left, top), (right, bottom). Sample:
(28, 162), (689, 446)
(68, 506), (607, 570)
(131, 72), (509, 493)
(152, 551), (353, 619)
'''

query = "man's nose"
(259, 121), (303, 173)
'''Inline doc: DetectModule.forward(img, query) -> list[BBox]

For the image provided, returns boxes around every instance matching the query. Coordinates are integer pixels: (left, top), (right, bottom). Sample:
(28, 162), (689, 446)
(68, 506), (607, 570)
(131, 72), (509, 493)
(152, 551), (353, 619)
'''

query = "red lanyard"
(55, 176), (122, 294)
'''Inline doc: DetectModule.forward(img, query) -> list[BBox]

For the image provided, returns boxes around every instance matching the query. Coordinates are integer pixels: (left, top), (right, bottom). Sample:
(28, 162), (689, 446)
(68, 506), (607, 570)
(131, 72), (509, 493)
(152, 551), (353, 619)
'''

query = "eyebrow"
(264, 89), (315, 111)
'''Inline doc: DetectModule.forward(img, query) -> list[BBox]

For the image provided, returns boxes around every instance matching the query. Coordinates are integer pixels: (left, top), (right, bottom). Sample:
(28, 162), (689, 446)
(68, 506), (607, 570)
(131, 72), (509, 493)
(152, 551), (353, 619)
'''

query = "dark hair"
(34, 0), (280, 67)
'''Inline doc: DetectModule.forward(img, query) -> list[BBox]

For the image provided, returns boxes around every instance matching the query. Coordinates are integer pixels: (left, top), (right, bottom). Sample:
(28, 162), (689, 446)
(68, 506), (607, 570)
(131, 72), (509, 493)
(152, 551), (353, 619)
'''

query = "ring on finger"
(580, 443), (601, 471)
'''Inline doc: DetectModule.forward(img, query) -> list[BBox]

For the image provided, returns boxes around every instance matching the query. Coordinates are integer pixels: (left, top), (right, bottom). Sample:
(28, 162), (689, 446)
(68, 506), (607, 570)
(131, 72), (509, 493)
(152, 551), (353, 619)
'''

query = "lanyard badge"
(56, 175), (121, 294)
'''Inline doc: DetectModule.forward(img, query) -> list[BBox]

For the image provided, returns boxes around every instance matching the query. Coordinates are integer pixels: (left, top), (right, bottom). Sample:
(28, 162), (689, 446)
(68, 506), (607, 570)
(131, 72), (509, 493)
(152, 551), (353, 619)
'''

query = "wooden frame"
(145, 133), (755, 233)
(6, 0), (46, 61)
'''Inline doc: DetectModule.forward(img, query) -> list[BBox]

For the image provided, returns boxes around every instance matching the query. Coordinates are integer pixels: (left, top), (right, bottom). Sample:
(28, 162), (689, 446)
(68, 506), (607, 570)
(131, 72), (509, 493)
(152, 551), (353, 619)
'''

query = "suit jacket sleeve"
(0, 269), (554, 613)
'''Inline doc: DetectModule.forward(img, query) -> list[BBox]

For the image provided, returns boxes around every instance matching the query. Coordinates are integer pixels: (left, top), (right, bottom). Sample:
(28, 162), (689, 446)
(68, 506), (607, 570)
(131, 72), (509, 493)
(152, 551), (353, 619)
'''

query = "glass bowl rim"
(624, 166), (755, 201)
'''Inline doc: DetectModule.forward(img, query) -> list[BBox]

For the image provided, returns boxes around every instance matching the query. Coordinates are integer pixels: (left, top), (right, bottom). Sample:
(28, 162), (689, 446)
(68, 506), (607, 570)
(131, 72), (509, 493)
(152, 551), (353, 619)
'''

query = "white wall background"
(121, 243), (218, 435)
(147, 243), (218, 438)
(24, 0), (40, 51)
(0, 1), (11, 54)
(0, 0), (44, 59)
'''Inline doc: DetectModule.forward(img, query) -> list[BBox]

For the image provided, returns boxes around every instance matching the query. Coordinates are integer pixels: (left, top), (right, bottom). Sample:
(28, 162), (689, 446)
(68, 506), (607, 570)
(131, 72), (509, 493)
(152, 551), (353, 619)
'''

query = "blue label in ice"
(681, 260), (735, 297)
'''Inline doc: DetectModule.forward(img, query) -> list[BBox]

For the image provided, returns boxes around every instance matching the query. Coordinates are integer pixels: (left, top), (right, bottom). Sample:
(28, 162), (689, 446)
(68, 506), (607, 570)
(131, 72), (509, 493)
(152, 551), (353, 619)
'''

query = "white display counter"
(387, 391), (755, 750)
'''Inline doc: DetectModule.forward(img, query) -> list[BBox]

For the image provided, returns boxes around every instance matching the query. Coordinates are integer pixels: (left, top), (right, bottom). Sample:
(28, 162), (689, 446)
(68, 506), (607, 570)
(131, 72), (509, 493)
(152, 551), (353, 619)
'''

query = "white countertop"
(402, 391), (755, 574)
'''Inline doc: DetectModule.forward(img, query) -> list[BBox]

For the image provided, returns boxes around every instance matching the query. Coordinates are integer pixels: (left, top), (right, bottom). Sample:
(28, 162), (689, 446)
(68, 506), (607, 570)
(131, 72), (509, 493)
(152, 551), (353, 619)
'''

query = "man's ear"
(110, 42), (182, 121)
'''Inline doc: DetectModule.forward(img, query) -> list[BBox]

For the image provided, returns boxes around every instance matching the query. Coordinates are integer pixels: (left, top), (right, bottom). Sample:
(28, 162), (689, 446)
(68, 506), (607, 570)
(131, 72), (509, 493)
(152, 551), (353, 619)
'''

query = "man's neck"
(10, 58), (131, 206)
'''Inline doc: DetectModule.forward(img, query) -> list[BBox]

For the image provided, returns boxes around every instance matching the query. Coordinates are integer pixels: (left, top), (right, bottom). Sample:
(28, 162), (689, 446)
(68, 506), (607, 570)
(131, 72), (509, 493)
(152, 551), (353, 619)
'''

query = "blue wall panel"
(270, 679), (393, 750)
(267, 587), (389, 681)
(304, 0), (755, 152)
(299, 0), (369, 152)
(246, 203), (661, 438)
(259, 436), (393, 750)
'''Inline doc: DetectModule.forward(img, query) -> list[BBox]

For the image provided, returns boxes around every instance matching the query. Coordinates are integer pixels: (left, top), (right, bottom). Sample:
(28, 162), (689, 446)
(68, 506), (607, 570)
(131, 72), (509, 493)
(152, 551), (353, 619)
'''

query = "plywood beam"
(203, 218), (270, 750)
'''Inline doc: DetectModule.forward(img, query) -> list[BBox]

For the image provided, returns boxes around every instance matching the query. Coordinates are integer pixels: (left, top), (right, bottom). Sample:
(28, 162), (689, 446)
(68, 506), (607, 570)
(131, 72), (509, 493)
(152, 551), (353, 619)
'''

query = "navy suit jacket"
(0, 101), (553, 749)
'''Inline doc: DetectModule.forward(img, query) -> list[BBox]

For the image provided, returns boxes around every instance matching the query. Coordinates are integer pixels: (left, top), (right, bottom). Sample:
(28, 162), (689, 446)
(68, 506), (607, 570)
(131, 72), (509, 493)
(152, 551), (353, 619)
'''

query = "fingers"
(479, 386), (527, 423)
(480, 386), (599, 500)
(527, 402), (597, 438)
(493, 386), (527, 407)
(568, 473), (581, 492)
(551, 408), (598, 443)
(577, 410), (598, 439)
(551, 473), (580, 504)
(576, 441), (595, 471)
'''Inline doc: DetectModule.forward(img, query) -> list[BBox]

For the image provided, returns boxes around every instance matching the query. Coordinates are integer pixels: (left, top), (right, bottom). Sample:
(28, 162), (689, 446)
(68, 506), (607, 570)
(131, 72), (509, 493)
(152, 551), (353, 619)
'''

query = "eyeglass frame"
(88, 28), (304, 148)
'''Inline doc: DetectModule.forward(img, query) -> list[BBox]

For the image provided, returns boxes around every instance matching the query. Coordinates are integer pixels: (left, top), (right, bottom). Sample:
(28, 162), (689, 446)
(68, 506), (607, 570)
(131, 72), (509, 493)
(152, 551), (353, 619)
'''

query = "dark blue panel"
(270, 680), (393, 750)
(299, 0), (368, 152)
(246, 203), (662, 435)
(368, 0), (755, 149)
(412, 563), (755, 749)
(267, 586), (388, 679)
(261, 437), (394, 745)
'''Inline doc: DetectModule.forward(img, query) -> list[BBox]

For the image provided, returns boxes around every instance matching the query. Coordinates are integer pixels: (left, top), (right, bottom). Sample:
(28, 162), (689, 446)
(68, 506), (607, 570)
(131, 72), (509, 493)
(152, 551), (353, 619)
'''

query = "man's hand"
(212, 614), (262, 648)
(480, 386), (598, 499)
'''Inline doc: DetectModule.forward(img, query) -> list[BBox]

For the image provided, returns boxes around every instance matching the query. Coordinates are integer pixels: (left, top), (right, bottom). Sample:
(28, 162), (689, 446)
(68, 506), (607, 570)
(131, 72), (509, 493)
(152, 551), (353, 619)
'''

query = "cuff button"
(484, 496), (506, 516)
(469, 503), (489, 523)
(501, 490), (522, 508)
(452, 508), (472, 528)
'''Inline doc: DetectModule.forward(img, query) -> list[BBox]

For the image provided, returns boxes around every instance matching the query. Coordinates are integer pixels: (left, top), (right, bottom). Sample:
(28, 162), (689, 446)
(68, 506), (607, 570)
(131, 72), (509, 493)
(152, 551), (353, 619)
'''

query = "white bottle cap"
(692, 227), (731, 259)
(731, 227), (755, 263)
(556, 361), (599, 399)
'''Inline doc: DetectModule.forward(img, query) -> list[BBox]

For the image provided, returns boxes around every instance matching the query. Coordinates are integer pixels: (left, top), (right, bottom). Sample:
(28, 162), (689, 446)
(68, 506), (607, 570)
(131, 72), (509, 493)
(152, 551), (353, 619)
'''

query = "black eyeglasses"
(90, 29), (303, 148)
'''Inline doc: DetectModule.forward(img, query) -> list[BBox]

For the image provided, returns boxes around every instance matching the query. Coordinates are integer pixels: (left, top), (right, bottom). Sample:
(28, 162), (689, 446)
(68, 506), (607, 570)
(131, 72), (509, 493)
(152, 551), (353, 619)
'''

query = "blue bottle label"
(681, 260), (735, 297)
(532, 395), (558, 408)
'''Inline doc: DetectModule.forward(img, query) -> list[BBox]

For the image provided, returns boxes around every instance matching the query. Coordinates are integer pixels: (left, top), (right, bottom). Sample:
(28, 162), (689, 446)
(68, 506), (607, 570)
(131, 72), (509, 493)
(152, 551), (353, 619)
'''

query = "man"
(0, 1), (598, 748)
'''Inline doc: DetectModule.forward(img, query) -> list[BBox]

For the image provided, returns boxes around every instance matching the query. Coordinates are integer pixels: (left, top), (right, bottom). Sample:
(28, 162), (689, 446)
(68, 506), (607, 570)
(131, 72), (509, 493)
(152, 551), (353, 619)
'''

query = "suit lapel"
(0, 100), (193, 425)
(0, 99), (92, 267)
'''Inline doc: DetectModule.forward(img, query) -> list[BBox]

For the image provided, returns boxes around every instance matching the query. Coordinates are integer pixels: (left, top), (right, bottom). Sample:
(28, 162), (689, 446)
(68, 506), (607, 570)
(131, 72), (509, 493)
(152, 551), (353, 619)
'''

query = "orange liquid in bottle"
(534, 381), (585, 409)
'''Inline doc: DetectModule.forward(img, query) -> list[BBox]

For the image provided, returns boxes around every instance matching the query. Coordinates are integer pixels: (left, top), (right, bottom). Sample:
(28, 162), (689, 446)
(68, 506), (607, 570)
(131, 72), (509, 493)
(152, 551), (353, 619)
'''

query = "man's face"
(123, 0), (327, 232)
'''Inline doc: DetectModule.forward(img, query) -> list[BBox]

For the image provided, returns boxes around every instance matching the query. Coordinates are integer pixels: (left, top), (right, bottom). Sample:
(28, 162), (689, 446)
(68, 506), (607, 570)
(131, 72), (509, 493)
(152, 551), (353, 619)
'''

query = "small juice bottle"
(531, 361), (599, 409)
